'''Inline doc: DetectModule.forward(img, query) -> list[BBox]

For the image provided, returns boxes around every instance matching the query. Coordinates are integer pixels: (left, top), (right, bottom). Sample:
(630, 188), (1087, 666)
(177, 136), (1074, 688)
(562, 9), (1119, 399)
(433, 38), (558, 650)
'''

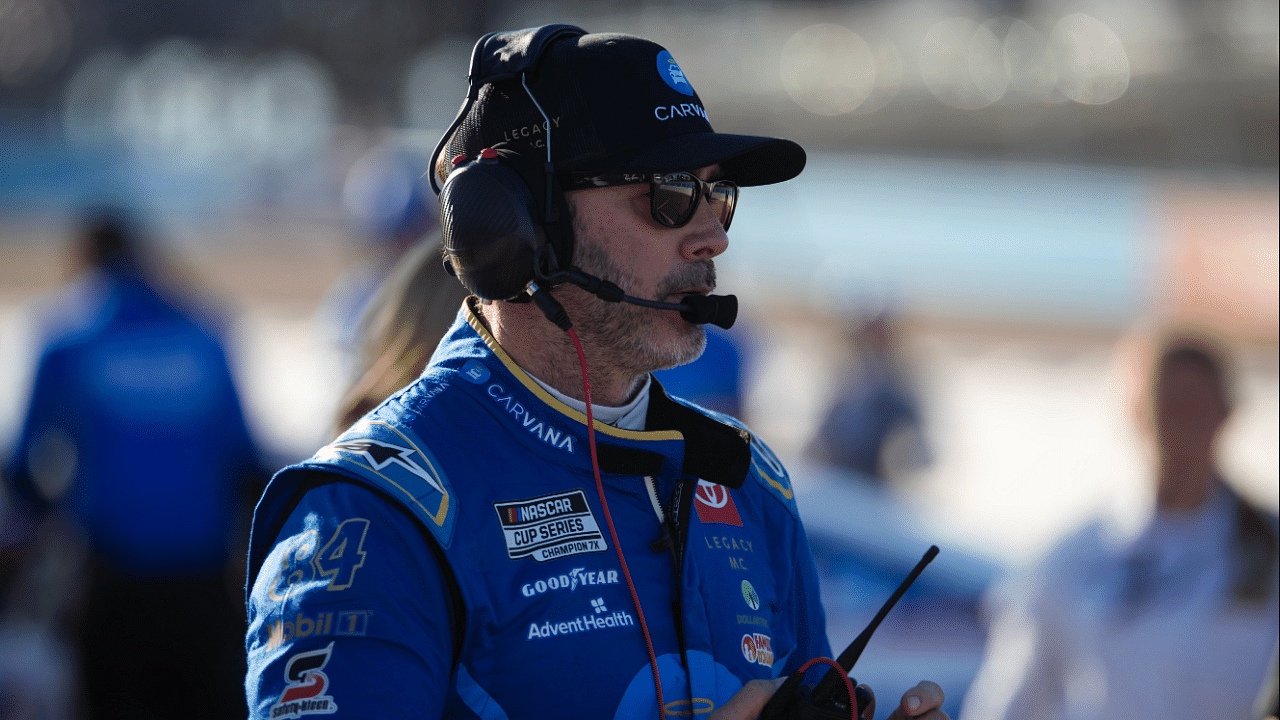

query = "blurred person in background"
(806, 312), (930, 486)
(330, 233), (469, 436)
(245, 25), (949, 720)
(3, 208), (268, 720)
(315, 141), (438, 381)
(960, 332), (1278, 719)
(1259, 640), (1279, 719)
(0, 478), (81, 720)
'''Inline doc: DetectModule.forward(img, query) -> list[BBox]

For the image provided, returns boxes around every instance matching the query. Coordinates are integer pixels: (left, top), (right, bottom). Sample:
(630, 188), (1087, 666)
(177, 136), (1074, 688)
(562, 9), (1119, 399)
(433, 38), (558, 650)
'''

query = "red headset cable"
(567, 326), (666, 720)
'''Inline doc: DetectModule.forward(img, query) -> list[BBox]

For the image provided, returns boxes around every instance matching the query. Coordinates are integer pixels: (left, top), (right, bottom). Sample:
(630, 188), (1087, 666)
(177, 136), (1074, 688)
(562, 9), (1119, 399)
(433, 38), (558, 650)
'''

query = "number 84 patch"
(268, 518), (371, 602)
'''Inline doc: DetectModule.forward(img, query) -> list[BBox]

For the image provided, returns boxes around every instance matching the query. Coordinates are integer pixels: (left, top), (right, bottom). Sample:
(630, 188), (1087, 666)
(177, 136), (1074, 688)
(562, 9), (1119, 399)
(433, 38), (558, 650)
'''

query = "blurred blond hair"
(333, 234), (470, 435)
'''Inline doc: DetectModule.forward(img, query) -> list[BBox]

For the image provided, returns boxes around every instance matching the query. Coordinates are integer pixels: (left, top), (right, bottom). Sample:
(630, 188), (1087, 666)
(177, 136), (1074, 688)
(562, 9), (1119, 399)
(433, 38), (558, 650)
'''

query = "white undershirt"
(529, 373), (651, 432)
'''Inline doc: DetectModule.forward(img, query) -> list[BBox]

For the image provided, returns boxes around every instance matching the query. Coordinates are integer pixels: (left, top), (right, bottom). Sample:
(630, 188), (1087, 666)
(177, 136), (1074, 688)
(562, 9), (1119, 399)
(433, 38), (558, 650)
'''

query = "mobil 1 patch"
(494, 489), (608, 562)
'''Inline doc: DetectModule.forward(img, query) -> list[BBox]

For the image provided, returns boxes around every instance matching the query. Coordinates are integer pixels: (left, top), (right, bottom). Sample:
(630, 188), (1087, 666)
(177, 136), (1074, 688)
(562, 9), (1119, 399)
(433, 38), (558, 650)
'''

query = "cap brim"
(576, 132), (806, 187)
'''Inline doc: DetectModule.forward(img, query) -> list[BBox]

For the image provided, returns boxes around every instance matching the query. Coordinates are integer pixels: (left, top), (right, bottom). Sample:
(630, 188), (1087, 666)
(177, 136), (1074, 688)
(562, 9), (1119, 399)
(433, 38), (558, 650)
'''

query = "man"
(807, 313), (930, 485)
(246, 27), (947, 719)
(961, 334), (1279, 719)
(7, 209), (263, 720)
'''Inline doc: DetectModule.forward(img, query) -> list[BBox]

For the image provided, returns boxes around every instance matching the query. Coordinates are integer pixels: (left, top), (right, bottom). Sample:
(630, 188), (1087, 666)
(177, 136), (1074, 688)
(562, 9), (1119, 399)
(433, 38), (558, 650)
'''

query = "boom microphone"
(682, 294), (736, 328)
(540, 266), (738, 329)
(620, 292), (738, 330)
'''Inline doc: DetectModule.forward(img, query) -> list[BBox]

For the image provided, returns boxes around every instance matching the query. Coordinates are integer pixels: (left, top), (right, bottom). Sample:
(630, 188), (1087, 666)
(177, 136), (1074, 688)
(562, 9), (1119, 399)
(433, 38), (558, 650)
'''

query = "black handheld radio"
(760, 545), (940, 720)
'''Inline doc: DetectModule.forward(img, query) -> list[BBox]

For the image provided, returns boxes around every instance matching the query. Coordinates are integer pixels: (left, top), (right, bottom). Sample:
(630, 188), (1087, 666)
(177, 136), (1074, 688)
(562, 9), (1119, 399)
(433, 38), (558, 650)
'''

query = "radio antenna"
(810, 545), (939, 706)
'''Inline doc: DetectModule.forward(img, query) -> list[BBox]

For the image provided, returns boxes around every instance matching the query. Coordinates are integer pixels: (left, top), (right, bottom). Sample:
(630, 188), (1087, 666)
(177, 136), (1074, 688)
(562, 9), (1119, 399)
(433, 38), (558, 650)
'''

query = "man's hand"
(707, 678), (785, 720)
(705, 676), (888, 720)
(884, 680), (947, 720)
(705, 676), (946, 720)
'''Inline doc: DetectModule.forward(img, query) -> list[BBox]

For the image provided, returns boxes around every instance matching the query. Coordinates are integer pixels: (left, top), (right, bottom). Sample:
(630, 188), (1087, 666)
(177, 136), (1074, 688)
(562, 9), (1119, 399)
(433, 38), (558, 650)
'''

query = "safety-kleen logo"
(270, 642), (338, 717)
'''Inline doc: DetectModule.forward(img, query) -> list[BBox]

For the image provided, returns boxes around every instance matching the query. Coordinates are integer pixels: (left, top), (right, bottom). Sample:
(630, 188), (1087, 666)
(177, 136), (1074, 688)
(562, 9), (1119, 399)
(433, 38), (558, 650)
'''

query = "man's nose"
(680, 200), (729, 261)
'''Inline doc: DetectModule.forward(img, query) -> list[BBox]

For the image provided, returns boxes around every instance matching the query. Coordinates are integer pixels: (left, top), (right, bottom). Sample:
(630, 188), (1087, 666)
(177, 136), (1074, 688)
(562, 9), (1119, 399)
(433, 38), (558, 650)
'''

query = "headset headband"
(429, 24), (587, 194)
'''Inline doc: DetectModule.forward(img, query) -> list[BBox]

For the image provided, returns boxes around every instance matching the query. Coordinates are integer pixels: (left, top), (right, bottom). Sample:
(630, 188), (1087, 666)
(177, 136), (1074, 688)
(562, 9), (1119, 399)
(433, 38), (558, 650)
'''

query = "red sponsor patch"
(270, 642), (338, 717)
(741, 632), (774, 667)
(693, 480), (742, 526)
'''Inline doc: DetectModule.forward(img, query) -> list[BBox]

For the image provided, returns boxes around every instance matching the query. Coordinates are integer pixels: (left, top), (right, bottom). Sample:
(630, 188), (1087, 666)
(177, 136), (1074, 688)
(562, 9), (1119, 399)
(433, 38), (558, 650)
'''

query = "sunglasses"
(567, 171), (738, 231)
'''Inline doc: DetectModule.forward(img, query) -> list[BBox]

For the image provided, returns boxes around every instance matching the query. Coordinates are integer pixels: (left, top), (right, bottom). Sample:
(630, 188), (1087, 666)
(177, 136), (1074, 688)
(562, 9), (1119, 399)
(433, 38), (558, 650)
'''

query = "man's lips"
(664, 288), (713, 303)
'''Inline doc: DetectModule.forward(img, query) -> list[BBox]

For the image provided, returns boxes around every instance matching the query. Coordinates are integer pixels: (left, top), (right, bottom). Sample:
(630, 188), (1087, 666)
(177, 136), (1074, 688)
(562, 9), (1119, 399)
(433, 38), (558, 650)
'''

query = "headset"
(429, 24), (737, 329)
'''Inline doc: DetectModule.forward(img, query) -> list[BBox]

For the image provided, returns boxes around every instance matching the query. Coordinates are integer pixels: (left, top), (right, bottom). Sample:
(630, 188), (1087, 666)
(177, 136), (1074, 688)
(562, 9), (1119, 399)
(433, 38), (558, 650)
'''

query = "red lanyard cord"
(567, 326), (666, 720)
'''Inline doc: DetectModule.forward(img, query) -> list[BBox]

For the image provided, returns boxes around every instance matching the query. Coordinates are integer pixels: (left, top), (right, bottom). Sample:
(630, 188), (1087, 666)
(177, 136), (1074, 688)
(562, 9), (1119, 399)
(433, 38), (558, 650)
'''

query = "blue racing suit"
(245, 301), (831, 719)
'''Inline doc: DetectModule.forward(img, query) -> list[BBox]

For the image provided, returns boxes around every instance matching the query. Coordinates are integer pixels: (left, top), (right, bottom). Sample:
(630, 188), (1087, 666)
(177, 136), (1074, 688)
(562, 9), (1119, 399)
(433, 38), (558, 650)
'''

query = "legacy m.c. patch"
(494, 489), (608, 562)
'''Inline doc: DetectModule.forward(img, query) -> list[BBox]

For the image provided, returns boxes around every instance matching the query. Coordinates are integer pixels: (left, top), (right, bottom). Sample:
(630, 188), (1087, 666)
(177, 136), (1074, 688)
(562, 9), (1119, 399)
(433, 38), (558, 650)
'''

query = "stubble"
(567, 235), (713, 375)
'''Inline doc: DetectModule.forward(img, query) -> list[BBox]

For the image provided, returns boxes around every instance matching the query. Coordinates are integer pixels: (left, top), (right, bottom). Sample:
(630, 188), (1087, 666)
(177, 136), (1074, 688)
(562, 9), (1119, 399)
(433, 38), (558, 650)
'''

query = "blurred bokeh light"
(64, 42), (336, 170)
(781, 23), (878, 116)
(1050, 13), (1131, 105)
(0, 0), (72, 87)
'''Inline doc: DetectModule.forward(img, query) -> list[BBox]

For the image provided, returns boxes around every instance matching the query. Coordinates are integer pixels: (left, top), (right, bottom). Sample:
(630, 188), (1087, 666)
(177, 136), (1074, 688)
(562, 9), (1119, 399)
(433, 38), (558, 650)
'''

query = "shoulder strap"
(314, 419), (458, 549)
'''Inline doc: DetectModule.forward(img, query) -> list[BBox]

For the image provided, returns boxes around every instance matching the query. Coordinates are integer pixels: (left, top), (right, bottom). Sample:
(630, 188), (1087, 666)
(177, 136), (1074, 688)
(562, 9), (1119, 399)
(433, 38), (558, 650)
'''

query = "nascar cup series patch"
(317, 421), (457, 549)
(494, 489), (608, 562)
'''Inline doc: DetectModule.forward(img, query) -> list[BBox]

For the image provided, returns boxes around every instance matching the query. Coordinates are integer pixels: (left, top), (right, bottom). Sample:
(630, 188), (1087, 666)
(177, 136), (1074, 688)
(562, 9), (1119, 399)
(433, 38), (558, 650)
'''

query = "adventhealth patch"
(494, 489), (608, 562)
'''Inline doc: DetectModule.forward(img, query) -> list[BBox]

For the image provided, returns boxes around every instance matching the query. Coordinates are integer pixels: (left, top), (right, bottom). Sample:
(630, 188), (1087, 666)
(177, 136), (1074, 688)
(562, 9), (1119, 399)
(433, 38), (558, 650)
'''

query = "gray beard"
(567, 235), (714, 375)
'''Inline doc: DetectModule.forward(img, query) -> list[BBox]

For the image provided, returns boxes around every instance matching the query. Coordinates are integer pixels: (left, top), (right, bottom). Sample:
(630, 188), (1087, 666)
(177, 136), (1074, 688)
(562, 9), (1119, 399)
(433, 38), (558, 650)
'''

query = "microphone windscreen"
(711, 294), (737, 329)
(680, 294), (737, 329)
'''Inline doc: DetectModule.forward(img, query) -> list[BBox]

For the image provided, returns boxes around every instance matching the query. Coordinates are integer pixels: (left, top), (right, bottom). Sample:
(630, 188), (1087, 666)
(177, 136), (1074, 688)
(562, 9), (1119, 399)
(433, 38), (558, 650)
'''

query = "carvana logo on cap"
(656, 50), (694, 96)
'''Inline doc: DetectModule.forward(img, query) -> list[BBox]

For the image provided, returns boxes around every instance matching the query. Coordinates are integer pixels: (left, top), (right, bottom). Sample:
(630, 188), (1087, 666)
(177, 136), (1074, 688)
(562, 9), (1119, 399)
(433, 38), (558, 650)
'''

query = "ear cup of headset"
(439, 148), (576, 301)
(439, 157), (546, 301)
(429, 25), (588, 301)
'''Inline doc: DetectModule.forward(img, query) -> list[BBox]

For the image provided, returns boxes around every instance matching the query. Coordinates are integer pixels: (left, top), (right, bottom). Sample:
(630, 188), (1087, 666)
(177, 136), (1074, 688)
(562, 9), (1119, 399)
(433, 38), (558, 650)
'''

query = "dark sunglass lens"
(708, 184), (736, 229)
(652, 175), (698, 227)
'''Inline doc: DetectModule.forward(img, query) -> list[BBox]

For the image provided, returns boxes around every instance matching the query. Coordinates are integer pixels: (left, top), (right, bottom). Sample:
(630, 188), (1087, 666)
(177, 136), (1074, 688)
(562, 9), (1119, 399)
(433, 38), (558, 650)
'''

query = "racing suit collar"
(461, 300), (751, 489)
